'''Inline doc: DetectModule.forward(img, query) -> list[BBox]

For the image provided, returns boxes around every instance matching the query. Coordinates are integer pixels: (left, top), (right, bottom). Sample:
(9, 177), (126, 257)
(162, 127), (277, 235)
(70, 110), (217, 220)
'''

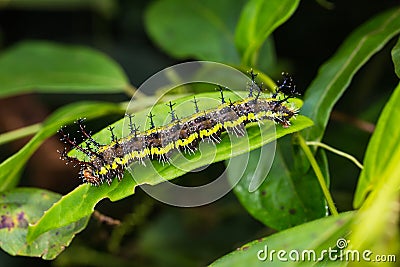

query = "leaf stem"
(296, 133), (339, 216)
(306, 141), (364, 170)
(0, 123), (42, 145)
(92, 210), (120, 226)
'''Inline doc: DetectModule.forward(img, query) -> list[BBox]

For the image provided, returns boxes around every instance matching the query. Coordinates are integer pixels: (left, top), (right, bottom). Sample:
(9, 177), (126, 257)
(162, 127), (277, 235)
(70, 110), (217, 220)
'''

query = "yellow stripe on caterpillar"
(199, 123), (223, 138)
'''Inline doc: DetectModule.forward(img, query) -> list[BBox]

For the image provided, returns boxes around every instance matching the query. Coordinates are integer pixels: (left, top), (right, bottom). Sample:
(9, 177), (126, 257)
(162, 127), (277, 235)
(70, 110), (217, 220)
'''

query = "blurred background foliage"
(0, 0), (399, 266)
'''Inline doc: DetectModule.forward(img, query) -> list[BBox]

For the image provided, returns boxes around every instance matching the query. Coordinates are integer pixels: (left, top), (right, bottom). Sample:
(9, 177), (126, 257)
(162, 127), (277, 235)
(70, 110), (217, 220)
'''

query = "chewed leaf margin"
(0, 188), (90, 260)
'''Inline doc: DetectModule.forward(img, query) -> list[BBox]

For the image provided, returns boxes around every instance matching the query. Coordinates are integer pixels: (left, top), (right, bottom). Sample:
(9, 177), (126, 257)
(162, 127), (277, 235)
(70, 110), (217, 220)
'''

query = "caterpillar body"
(58, 72), (299, 186)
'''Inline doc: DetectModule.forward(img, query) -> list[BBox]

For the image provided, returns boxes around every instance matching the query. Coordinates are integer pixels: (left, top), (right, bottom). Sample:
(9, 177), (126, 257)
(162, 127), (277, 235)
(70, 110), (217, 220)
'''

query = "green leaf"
(210, 211), (354, 266)
(27, 91), (313, 242)
(350, 83), (400, 258)
(392, 37), (400, 78)
(0, 188), (89, 260)
(0, 101), (123, 191)
(235, 0), (300, 66)
(230, 141), (329, 230)
(145, 0), (246, 63)
(301, 7), (400, 143)
(354, 82), (400, 207)
(0, 41), (129, 98)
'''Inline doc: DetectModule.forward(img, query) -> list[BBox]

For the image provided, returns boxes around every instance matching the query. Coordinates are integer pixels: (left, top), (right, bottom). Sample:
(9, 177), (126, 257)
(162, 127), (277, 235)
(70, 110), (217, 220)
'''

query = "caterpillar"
(58, 71), (299, 186)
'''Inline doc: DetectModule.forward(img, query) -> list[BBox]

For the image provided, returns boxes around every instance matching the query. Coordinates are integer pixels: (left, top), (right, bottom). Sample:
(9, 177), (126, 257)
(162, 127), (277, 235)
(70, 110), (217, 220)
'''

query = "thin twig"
(306, 141), (364, 170)
(331, 110), (375, 133)
(92, 210), (121, 226)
